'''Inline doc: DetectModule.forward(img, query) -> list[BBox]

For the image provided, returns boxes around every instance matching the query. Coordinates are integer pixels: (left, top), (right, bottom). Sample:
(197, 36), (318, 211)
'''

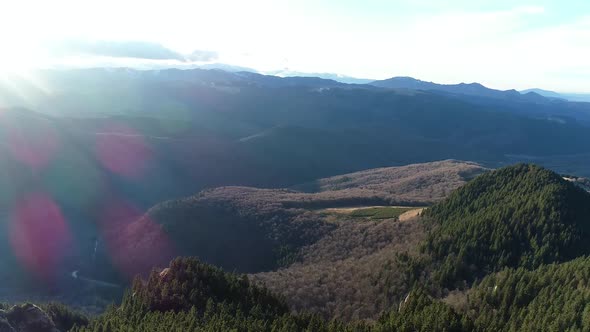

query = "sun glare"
(0, 45), (39, 75)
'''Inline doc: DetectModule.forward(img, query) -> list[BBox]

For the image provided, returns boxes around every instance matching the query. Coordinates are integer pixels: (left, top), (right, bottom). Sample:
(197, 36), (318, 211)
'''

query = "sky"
(0, 0), (589, 92)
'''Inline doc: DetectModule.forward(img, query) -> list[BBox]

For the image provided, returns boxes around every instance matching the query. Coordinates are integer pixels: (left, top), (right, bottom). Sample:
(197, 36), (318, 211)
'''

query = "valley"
(2, 0), (590, 328)
(24, 162), (589, 332)
(1, 68), (590, 331)
(1, 160), (479, 315)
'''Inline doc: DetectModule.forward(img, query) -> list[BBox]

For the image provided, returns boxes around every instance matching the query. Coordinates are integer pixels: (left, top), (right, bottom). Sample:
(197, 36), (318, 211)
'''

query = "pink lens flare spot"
(95, 124), (152, 178)
(98, 198), (143, 231)
(118, 216), (176, 279)
(6, 122), (60, 171)
(9, 192), (72, 281)
(98, 199), (175, 279)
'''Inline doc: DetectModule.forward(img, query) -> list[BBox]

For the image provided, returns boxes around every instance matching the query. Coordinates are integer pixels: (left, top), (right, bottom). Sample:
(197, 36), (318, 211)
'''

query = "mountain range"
(6, 162), (590, 331)
(2, 67), (590, 331)
(521, 87), (590, 102)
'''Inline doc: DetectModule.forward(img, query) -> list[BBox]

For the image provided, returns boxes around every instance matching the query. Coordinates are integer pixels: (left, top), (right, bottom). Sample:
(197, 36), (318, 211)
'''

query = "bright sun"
(0, 37), (39, 74)
(0, 57), (27, 75)
(0, 2), (51, 75)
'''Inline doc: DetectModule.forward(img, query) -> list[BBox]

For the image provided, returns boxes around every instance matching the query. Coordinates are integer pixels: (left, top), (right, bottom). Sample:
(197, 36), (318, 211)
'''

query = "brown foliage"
(252, 215), (428, 321)
(293, 159), (487, 205)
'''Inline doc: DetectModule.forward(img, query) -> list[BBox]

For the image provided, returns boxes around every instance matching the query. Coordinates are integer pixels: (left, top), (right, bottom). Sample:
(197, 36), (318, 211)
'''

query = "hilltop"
(254, 164), (590, 321)
(424, 164), (590, 286)
(294, 160), (486, 204)
(6, 163), (590, 331)
(372, 77), (539, 102)
(104, 160), (483, 280)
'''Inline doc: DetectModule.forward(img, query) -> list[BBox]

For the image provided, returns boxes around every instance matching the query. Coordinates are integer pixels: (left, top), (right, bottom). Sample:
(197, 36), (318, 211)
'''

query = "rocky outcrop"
(0, 313), (17, 332)
(564, 176), (590, 192)
(0, 304), (60, 332)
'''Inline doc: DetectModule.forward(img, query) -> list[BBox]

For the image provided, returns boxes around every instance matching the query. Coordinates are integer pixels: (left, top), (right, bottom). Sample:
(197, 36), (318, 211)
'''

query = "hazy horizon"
(1, 0), (589, 93)
(3, 2), (590, 329)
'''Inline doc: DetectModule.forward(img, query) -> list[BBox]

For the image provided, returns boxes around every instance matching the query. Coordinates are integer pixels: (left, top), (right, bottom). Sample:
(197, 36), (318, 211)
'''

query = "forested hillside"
(424, 164), (590, 286)
(64, 257), (467, 332)
(253, 164), (590, 325)
(61, 257), (590, 331)
(2, 70), (590, 305)
(102, 160), (482, 282)
(252, 213), (427, 320)
(2, 68), (590, 328)
(460, 257), (590, 331)
(293, 160), (486, 204)
(5, 164), (590, 331)
(0, 159), (482, 312)
(3, 0), (590, 329)
(71, 257), (373, 332)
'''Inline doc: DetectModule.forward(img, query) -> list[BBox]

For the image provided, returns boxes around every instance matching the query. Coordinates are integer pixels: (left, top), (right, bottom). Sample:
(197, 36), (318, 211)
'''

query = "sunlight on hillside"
(0, 1), (590, 331)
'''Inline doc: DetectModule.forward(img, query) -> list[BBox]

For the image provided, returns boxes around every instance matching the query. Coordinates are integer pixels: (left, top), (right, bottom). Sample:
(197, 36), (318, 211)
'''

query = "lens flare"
(9, 192), (72, 281)
(98, 198), (175, 279)
(95, 124), (152, 178)
(4, 117), (60, 171)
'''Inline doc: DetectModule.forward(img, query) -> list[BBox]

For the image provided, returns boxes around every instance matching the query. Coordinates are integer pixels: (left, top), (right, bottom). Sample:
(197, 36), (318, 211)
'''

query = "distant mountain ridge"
(267, 70), (374, 84)
(520, 88), (565, 99)
(370, 76), (548, 103)
(521, 88), (590, 103)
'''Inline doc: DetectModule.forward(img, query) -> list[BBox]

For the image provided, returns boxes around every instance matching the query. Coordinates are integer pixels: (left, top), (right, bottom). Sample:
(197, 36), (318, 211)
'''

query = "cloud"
(384, 10), (589, 92)
(185, 50), (218, 62)
(48, 39), (186, 61)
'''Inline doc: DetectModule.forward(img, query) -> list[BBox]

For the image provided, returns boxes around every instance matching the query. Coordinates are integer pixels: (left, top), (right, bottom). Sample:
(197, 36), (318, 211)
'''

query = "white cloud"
(330, 8), (589, 92)
(47, 39), (187, 61)
(0, 0), (588, 92)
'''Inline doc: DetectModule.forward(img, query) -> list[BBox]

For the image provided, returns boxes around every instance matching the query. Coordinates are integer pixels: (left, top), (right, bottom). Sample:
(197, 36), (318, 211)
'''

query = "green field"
(349, 206), (417, 219)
